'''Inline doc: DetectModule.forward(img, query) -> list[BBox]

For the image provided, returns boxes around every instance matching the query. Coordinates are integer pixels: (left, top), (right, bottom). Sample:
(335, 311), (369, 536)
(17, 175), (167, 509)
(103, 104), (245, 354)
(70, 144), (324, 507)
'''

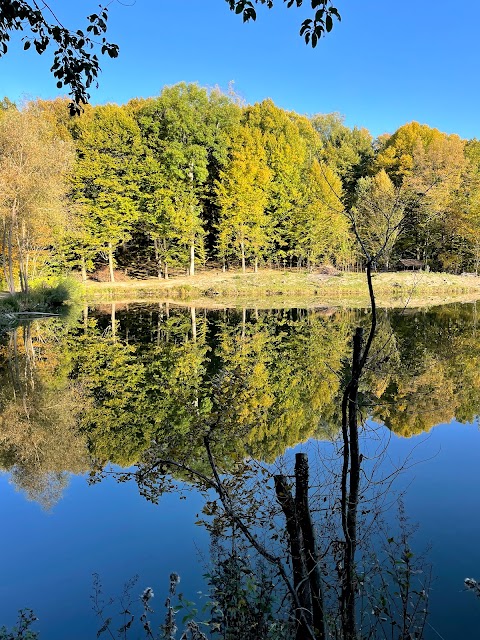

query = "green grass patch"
(0, 277), (82, 314)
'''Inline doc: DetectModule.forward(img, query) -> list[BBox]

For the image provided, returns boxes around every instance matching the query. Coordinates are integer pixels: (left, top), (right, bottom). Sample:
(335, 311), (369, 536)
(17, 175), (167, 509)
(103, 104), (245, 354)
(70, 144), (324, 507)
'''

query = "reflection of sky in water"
(0, 473), (209, 639)
(1, 421), (479, 639)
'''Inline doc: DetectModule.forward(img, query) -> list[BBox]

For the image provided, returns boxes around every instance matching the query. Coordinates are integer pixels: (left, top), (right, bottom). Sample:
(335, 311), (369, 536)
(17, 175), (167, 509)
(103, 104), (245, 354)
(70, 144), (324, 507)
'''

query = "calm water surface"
(1, 303), (479, 638)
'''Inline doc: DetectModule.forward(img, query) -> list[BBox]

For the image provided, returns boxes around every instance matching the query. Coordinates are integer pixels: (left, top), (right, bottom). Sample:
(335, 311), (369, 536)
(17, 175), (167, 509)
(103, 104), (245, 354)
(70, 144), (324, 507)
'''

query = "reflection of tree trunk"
(108, 243), (115, 282)
(274, 454), (326, 640)
(241, 307), (246, 340)
(83, 304), (89, 332)
(10, 329), (21, 399)
(111, 303), (116, 341)
(23, 323), (35, 389)
(191, 306), (197, 343)
(275, 474), (312, 640)
(340, 327), (362, 640)
(295, 453), (326, 640)
(157, 302), (162, 346)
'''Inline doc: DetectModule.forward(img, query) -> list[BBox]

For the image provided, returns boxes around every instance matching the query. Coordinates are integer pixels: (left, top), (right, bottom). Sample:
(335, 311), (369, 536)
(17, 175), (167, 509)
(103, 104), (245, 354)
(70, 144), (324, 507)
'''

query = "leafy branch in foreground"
(226, 0), (341, 47)
(0, 1), (119, 114)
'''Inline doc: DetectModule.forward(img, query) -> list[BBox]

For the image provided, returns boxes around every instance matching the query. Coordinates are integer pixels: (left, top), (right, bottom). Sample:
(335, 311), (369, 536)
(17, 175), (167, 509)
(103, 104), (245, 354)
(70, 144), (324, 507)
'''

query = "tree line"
(1, 84), (480, 290)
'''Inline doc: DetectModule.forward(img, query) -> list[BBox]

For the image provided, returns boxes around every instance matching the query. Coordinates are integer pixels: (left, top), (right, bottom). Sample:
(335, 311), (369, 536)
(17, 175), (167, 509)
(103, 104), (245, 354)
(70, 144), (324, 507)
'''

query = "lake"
(1, 302), (479, 639)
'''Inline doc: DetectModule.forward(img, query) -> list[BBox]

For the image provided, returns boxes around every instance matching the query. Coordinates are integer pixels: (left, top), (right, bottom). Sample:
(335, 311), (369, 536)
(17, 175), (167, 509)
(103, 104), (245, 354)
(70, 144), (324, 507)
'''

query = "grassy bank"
(0, 278), (82, 324)
(83, 269), (480, 308)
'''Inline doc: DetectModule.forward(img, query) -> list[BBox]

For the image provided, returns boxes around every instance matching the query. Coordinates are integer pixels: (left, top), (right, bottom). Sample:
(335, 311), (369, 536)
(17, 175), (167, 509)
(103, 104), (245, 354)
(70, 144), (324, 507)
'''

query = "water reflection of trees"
(2, 304), (479, 502)
(0, 320), (88, 508)
(71, 303), (480, 469)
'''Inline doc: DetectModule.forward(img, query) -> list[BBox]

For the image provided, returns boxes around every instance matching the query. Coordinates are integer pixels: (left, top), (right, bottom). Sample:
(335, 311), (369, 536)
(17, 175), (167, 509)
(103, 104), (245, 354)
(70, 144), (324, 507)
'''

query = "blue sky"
(1, 0), (479, 139)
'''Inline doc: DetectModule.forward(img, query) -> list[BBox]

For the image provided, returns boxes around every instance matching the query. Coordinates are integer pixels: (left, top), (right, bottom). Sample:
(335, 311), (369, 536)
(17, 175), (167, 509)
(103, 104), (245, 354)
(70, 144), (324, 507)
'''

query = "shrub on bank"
(0, 277), (82, 314)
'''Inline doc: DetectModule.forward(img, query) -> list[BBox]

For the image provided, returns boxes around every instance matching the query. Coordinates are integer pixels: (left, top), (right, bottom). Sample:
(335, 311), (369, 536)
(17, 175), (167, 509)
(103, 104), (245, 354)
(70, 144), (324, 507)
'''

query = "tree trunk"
(81, 255), (87, 284)
(254, 256), (258, 273)
(164, 261), (169, 280)
(16, 219), (28, 294)
(7, 226), (15, 294)
(83, 304), (89, 332)
(111, 303), (116, 341)
(241, 240), (246, 273)
(154, 238), (162, 280)
(108, 243), (115, 282)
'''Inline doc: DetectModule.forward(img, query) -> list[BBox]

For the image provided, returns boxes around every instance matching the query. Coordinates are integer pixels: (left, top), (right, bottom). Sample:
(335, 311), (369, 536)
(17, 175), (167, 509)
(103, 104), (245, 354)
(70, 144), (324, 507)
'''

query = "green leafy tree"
(70, 104), (143, 281)
(136, 84), (240, 276)
(311, 112), (374, 205)
(288, 159), (352, 268)
(216, 125), (272, 272)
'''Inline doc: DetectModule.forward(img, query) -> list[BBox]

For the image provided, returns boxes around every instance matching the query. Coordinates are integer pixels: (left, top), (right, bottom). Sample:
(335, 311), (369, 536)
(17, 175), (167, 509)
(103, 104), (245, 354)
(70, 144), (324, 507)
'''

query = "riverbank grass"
(84, 269), (480, 308)
(0, 278), (82, 314)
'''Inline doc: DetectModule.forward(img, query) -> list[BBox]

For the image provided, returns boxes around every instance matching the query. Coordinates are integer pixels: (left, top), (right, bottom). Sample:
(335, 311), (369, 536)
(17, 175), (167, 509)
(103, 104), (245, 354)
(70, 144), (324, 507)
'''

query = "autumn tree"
(0, 107), (73, 293)
(352, 169), (406, 269)
(289, 159), (353, 268)
(243, 100), (321, 266)
(0, 320), (89, 508)
(216, 124), (272, 272)
(442, 140), (480, 272)
(376, 122), (466, 267)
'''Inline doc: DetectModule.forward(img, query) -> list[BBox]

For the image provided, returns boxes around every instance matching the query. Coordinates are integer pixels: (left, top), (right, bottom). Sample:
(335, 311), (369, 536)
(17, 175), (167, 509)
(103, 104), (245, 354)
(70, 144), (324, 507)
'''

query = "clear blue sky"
(1, 0), (479, 139)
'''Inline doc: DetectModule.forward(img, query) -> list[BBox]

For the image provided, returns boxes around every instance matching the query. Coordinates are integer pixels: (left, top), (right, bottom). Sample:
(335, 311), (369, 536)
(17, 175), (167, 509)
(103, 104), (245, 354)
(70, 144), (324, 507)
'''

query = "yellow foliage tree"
(0, 108), (73, 293)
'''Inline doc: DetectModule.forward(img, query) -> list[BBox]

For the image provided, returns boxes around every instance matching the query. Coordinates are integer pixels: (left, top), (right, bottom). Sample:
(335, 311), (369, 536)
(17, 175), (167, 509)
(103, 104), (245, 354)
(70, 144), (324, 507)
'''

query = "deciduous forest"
(1, 84), (480, 292)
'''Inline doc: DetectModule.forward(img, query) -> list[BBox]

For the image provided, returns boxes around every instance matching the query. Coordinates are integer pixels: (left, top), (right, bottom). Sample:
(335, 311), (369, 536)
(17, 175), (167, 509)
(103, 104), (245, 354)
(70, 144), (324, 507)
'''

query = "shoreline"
(83, 269), (480, 309)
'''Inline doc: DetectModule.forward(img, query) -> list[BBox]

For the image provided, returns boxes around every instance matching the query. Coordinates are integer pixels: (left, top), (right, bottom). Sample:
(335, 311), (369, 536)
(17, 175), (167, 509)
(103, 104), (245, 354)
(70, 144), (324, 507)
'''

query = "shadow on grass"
(0, 278), (82, 317)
